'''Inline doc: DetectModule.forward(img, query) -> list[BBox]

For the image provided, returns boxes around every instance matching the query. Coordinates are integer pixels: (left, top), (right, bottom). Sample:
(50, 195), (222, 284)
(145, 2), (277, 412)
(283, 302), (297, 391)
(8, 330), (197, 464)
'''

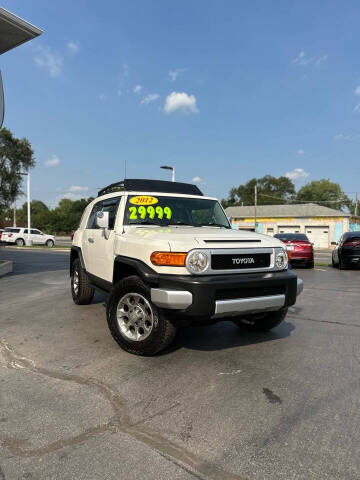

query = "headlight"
(186, 250), (209, 273)
(275, 248), (288, 270)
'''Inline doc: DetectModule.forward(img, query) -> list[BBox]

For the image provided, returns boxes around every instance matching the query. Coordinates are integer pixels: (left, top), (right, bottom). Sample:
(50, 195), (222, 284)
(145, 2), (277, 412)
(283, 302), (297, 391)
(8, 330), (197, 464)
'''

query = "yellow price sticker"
(130, 196), (158, 206)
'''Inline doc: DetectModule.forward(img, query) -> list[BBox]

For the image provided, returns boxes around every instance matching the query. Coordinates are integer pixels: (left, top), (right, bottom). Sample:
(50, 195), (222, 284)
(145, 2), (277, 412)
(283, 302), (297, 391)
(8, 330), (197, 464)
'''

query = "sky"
(1, 0), (360, 207)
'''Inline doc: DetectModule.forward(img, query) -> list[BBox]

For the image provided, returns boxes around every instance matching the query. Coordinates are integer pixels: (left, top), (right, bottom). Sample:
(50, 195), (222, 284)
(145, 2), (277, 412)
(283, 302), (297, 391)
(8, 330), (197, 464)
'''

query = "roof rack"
(98, 179), (203, 197)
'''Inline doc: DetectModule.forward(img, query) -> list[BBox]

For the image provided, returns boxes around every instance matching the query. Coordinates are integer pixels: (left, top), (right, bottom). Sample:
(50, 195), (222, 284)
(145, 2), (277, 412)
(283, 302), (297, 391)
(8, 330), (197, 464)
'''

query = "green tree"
(295, 179), (351, 211)
(222, 175), (295, 207)
(0, 127), (35, 214)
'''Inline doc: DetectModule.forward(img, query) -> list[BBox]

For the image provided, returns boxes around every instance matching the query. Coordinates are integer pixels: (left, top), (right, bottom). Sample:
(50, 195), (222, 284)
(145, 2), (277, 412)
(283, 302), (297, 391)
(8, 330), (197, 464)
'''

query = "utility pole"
(13, 200), (16, 227)
(254, 184), (257, 232)
(355, 192), (359, 217)
(27, 172), (31, 245)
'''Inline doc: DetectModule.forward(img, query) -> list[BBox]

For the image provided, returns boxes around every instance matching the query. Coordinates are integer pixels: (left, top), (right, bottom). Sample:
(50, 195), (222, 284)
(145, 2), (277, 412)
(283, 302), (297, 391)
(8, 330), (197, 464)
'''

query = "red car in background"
(274, 233), (314, 269)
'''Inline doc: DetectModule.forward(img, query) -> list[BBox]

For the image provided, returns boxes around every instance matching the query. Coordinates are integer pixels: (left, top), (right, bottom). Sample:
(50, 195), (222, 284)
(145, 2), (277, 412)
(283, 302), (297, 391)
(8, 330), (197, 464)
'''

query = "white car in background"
(1, 227), (56, 247)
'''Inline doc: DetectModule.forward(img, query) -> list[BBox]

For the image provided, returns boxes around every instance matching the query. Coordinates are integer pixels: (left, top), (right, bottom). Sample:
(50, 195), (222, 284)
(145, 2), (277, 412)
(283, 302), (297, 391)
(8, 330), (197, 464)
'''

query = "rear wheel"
(232, 308), (288, 332)
(339, 258), (348, 270)
(71, 258), (94, 305)
(332, 255), (338, 268)
(107, 276), (177, 356)
(306, 260), (314, 269)
(16, 238), (25, 246)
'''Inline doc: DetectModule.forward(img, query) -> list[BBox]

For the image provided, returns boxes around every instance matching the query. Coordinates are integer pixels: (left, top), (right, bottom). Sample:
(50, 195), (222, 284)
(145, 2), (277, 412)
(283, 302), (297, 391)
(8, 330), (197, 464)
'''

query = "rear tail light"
(8, 233), (13, 237)
(344, 241), (360, 247)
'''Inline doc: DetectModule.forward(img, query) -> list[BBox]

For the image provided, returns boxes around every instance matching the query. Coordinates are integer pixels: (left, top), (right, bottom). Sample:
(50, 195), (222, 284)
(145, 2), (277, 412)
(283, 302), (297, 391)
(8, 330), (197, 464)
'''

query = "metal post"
(254, 184), (257, 232)
(172, 168), (175, 183)
(355, 192), (359, 217)
(26, 172), (31, 246)
(13, 200), (16, 227)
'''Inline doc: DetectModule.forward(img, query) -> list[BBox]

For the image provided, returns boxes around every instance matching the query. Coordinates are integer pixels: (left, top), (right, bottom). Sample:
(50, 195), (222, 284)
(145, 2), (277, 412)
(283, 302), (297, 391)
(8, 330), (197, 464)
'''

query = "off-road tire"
(232, 308), (288, 332)
(16, 238), (25, 246)
(46, 239), (54, 247)
(71, 258), (94, 305)
(107, 275), (177, 356)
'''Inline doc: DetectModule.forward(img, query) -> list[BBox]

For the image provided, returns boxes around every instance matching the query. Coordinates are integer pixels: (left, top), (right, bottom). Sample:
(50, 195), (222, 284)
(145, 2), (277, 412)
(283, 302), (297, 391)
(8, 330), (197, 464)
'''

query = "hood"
(124, 226), (283, 251)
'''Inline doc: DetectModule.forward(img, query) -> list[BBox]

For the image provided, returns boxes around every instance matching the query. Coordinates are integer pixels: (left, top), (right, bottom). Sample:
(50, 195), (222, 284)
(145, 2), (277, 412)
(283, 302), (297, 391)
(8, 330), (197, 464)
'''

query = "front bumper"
(150, 269), (300, 320)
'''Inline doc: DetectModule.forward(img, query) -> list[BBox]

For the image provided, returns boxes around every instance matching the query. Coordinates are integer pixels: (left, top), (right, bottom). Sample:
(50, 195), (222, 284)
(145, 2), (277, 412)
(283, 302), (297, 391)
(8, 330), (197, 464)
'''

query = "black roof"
(344, 231), (360, 238)
(98, 179), (203, 197)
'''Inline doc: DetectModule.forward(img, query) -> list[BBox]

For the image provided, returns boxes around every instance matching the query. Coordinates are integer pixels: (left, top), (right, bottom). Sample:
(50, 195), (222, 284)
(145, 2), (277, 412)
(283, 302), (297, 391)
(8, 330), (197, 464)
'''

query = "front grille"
(215, 285), (285, 301)
(211, 253), (271, 270)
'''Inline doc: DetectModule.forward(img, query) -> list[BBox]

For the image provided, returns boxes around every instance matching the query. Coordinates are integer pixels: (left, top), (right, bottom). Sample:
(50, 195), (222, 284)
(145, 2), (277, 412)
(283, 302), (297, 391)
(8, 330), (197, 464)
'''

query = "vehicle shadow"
(162, 319), (295, 354)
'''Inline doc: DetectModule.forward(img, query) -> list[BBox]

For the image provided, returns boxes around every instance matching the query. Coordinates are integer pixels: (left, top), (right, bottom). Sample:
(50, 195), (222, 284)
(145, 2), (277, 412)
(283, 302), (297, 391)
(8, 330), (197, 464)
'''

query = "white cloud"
(44, 155), (60, 168)
(168, 68), (185, 82)
(67, 41), (79, 55)
(285, 168), (310, 181)
(117, 89), (122, 96)
(133, 85), (143, 94)
(297, 149), (305, 155)
(99, 93), (106, 101)
(62, 192), (86, 201)
(33, 46), (63, 78)
(163, 92), (199, 114)
(141, 93), (160, 105)
(291, 51), (328, 68)
(315, 55), (328, 66)
(355, 86), (360, 95)
(68, 185), (88, 192)
(192, 176), (206, 185)
(354, 104), (360, 113)
(334, 133), (351, 140)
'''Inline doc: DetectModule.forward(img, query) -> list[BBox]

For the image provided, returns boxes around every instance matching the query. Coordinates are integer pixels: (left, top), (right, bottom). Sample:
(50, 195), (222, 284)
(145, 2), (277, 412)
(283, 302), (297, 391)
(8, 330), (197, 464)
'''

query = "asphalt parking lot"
(1, 248), (360, 480)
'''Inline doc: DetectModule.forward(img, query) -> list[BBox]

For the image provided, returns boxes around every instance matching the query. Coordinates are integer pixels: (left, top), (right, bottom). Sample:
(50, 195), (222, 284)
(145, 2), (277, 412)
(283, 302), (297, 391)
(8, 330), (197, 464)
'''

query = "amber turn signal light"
(150, 251), (187, 266)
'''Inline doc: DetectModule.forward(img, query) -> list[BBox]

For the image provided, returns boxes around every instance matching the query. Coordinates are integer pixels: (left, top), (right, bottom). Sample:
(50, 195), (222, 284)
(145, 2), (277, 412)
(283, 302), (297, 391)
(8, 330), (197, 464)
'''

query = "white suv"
(2, 227), (56, 247)
(71, 179), (303, 356)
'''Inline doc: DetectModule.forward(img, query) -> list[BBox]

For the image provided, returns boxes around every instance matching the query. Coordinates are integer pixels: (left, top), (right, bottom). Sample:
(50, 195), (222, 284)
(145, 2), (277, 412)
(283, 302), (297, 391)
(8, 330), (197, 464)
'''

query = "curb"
(4, 246), (70, 252)
(0, 260), (13, 277)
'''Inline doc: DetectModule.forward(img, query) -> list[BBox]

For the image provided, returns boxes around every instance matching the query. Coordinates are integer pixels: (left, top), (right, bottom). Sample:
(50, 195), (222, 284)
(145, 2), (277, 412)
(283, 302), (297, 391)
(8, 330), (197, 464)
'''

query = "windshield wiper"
(198, 223), (230, 229)
(165, 221), (192, 226)
(129, 221), (159, 225)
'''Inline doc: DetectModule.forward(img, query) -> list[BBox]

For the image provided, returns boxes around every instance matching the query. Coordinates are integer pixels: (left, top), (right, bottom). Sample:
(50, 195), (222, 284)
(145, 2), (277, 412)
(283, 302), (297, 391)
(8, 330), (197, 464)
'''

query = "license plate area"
(211, 253), (271, 270)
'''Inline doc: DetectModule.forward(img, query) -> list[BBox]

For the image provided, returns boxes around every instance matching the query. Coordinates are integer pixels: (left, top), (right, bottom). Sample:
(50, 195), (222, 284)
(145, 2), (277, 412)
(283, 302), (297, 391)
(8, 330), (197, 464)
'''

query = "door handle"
(88, 237), (94, 243)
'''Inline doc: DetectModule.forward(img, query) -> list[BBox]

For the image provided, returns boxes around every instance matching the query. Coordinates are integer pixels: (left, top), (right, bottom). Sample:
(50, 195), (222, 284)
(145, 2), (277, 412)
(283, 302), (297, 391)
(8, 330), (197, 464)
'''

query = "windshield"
(124, 195), (230, 228)
(274, 233), (309, 242)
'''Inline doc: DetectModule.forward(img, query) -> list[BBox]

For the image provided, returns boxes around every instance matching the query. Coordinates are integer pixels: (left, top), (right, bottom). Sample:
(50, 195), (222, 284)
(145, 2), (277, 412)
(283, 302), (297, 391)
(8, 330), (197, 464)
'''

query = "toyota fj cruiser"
(70, 179), (303, 356)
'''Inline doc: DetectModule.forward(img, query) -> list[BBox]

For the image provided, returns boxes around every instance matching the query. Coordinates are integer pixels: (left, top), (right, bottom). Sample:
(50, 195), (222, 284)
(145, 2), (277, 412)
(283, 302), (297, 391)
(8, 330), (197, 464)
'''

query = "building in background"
(225, 204), (360, 249)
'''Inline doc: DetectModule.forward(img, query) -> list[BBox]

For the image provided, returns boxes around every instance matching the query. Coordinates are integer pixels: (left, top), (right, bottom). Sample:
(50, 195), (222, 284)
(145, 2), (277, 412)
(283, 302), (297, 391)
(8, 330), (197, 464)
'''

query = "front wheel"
(232, 308), (288, 332)
(46, 239), (54, 247)
(107, 276), (177, 356)
(71, 258), (94, 305)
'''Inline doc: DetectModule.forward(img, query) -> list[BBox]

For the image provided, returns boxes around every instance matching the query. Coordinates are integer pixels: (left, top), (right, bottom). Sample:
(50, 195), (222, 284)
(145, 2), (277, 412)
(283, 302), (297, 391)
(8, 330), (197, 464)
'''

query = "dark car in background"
(332, 232), (360, 269)
(274, 233), (314, 269)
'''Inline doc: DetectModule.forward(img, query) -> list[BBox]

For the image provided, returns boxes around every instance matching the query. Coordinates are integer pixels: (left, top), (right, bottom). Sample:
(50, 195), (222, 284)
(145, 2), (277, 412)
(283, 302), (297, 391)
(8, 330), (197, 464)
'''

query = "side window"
(86, 197), (121, 230)
(31, 229), (41, 235)
(87, 201), (104, 229)
(102, 197), (121, 229)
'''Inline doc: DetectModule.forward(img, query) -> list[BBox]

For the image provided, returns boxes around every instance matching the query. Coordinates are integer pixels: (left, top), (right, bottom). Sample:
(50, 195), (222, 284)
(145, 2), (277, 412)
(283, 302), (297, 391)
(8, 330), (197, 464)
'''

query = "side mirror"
(331, 242), (337, 246)
(96, 211), (110, 238)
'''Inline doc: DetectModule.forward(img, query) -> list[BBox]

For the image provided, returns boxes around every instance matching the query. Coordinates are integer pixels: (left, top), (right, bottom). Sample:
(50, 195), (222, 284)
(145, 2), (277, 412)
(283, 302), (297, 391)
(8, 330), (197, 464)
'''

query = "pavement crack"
(0, 339), (248, 480)
(287, 314), (360, 328)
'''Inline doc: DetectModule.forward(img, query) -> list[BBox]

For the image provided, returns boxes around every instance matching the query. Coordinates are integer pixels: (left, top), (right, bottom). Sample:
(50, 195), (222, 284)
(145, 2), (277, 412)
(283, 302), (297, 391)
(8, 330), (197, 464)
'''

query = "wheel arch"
(70, 246), (85, 275)
(113, 255), (157, 287)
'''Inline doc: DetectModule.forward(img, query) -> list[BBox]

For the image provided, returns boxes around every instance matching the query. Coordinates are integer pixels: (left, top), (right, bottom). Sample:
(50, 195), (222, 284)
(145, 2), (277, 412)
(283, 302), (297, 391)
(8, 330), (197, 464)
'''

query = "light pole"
(160, 165), (175, 182)
(19, 171), (31, 246)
